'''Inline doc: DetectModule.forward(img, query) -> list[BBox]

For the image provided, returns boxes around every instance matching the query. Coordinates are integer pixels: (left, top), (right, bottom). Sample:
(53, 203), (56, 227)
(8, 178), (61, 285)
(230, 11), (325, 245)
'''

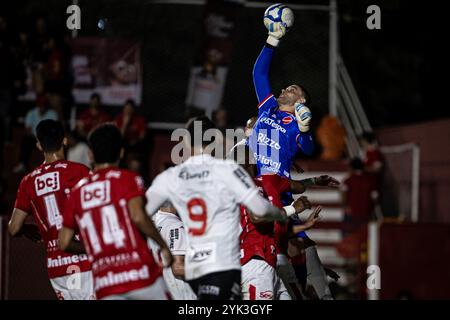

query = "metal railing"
(335, 55), (420, 223)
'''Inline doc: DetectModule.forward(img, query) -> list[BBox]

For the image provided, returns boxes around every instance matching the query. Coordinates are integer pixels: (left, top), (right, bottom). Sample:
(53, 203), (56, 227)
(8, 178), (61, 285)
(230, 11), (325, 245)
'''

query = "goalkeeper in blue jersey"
(247, 20), (314, 207)
(247, 22), (334, 300)
(247, 18), (313, 242)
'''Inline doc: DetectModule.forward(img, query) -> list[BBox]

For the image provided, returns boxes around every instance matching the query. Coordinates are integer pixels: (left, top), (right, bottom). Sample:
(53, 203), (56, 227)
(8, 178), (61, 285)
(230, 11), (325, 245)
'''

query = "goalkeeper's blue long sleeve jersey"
(247, 44), (314, 179)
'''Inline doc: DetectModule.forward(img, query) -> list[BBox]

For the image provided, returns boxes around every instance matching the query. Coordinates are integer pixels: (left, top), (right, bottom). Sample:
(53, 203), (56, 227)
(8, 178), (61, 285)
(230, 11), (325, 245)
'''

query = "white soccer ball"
(263, 3), (295, 32)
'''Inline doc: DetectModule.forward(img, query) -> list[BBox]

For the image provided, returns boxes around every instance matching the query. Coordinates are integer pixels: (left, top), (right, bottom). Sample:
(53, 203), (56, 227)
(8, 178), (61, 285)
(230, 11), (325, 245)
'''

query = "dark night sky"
(337, 0), (448, 127)
(277, 0), (448, 127)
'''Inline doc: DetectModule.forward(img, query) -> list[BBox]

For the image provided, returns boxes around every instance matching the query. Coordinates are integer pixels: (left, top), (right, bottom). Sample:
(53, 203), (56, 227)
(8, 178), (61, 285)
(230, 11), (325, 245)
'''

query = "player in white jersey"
(145, 116), (288, 300)
(149, 203), (197, 300)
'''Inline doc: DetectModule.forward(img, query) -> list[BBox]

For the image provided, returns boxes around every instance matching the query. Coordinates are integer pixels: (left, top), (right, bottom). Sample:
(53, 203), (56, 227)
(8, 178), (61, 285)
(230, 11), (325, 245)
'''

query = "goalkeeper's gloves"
(295, 102), (312, 132)
(266, 22), (287, 47)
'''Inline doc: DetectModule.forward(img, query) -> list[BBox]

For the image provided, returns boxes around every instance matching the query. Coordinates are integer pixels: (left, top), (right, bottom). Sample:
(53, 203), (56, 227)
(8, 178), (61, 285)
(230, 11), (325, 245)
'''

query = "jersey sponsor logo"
(256, 133), (281, 150)
(254, 153), (281, 171)
(179, 169), (210, 180)
(259, 117), (287, 133)
(261, 165), (280, 174)
(47, 235), (82, 250)
(81, 181), (111, 210)
(169, 228), (180, 250)
(47, 253), (89, 268)
(233, 168), (252, 189)
(260, 290), (274, 299)
(94, 265), (150, 291)
(191, 243), (216, 263)
(192, 249), (213, 262)
(198, 284), (220, 296)
(260, 114), (286, 133)
(35, 172), (60, 196)
(92, 251), (141, 272)
(282, 116), (293, 124)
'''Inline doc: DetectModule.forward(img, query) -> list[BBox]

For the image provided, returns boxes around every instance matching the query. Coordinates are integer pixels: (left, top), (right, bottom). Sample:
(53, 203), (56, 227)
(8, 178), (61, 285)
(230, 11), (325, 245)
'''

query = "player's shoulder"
(219, 159), (245, 178)
(153, 166), (174, 182)
(258, 93), (278, 109)
(59, 160), (91, 176)
(63, 160), (90, 171)
(111, 167), (137, 178)
(157, 212), (183, 230)
(211, 157), (239, 169)
(18, 171), (33, 188)
(105, 168), (144, 186)
(20, 163), (45, 185)
(72, 175), (91, 192)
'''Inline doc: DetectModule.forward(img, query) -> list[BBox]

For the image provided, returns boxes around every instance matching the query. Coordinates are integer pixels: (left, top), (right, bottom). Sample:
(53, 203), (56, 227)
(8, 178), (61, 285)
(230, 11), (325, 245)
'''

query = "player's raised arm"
(292, 206), (322, 233)
(253, 15), (287, 104)
(290, 175), (341, 194)
(253, 44), (275, 104)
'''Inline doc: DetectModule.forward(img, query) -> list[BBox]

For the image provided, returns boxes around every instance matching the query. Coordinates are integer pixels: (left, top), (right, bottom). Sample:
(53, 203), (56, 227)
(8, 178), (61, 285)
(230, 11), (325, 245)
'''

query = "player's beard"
(277, 93), (293, 106)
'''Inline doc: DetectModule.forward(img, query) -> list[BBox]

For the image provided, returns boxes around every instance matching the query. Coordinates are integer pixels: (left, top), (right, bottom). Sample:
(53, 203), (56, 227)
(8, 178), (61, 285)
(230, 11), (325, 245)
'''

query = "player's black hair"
(90, 92), (101, 101)
(185, 115), (217, 148)
(360, 131), (377, 144)
(298, 84), (312, 107)
(35, 119), (65, 153)
(125, 99), (136, 107)
(350, 157), (364, 171)
(88, 123), (123, 164)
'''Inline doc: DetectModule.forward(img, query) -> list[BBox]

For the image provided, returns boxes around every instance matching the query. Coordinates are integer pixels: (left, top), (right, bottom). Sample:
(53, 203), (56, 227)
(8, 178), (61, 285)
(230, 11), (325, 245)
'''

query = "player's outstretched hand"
(21, 224), (42, 243)
(293, 196), (312, 214)
(302, 206), (322, 230)
(159, 246), (174, 268)
(315, 175), (340, 188)
(292, 206), (322, 233)
(267, 22), (287, 46)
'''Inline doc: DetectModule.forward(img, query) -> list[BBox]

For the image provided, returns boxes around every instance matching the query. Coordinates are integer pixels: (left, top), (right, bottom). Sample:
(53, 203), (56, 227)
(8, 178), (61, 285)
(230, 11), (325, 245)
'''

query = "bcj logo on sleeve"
(35, 172), (60, 196)
(81, 181), (111, 210)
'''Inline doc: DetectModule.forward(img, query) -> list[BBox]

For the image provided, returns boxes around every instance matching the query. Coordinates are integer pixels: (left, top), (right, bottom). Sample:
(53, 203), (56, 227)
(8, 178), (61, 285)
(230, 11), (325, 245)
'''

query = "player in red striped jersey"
(233, 143), (321, 300)
(59, 124), (172, 300)
(9, 119), (94, 299)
